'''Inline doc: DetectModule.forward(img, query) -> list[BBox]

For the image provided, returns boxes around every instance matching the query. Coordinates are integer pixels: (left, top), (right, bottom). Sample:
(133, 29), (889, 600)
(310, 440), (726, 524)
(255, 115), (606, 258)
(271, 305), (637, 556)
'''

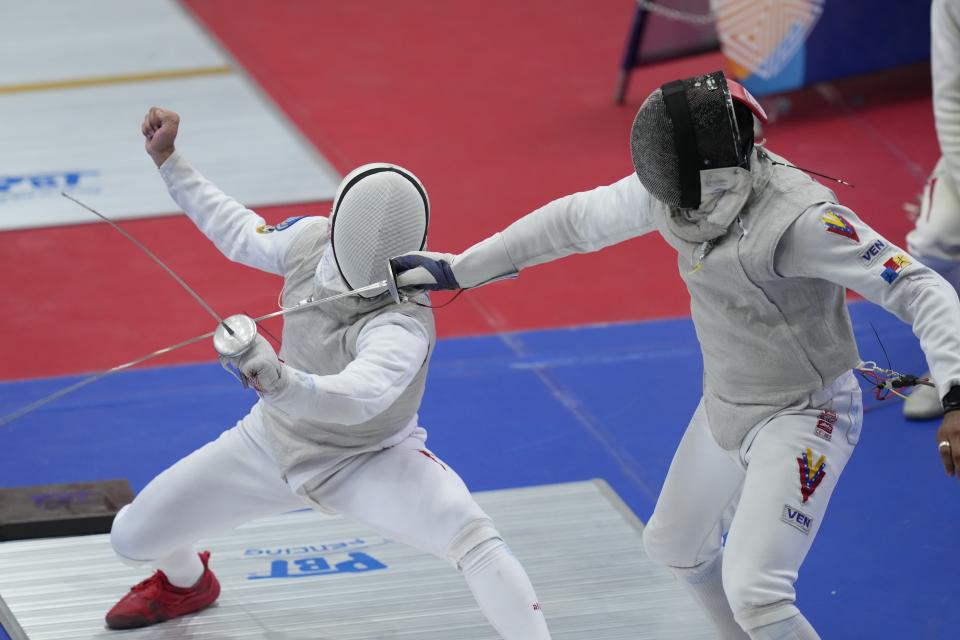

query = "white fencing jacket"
(159, 151), (434, 488)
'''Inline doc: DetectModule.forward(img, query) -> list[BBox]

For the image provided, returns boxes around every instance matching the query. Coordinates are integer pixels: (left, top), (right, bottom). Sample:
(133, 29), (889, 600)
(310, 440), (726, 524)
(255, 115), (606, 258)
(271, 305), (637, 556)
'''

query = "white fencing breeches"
(111, 412), (496, 570)
(643, 372), (862, 632)
(110, 413), (550, 638)
(298, 428), (498, 566)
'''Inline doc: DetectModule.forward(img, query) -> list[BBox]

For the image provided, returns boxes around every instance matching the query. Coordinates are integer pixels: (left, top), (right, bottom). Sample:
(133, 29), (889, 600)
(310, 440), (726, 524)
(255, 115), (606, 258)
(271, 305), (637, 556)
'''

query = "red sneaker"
(105, 551), (220, 629)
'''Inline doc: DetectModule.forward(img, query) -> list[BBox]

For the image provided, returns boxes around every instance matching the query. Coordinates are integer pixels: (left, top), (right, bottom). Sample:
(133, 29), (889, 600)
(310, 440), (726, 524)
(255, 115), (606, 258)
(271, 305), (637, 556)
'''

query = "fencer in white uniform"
(904, 0), (960, 419)
(105, 107), (551, 639)
(389, 72), (960, 639)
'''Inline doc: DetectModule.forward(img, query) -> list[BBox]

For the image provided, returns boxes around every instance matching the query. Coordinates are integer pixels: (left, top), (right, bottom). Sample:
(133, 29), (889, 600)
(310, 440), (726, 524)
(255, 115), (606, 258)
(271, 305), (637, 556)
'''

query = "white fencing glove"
(234, 335), (286, 395)
(390, 251), (460, 291)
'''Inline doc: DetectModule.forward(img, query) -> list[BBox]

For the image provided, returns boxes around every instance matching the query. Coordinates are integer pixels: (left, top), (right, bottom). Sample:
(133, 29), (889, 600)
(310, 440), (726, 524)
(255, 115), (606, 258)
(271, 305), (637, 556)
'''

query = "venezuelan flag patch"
(797, 448), (826, 503)
(821, 210), (859, 242)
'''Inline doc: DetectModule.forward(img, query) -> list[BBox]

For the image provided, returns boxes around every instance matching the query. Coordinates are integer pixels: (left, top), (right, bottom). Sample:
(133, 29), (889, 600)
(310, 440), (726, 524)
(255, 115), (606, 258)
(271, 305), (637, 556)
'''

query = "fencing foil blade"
(0, 280), (396, 428)
(60, 192), (235, 336)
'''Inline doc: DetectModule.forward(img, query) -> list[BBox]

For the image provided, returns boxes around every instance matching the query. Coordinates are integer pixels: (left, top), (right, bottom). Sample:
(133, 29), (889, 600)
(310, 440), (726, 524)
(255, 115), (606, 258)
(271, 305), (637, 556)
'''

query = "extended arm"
(393, 173), (656, 290)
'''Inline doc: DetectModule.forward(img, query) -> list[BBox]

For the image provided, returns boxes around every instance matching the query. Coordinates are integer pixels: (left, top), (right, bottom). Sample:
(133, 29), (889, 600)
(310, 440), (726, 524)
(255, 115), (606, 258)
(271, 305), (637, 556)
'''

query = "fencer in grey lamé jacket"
(648, 149), (860, 449)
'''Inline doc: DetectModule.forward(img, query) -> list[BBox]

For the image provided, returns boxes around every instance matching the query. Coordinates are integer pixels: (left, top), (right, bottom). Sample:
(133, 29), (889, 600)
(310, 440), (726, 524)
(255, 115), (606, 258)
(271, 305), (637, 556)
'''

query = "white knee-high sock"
(671, 554), (749, 640)
(112, 504), (203, 588)
(748, 613), (820, 640)
(461, 539), (551, 640)
(156, 547), (203, 588)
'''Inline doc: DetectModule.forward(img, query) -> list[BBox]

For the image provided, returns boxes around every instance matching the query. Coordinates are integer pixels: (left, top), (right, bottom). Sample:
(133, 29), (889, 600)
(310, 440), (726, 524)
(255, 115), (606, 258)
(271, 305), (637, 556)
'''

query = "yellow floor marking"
(0, 65), (232, 95)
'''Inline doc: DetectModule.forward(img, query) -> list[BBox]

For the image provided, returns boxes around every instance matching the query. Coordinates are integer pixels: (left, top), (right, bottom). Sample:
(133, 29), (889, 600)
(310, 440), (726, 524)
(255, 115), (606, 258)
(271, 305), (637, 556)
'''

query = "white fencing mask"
(330, 163), (429, 298)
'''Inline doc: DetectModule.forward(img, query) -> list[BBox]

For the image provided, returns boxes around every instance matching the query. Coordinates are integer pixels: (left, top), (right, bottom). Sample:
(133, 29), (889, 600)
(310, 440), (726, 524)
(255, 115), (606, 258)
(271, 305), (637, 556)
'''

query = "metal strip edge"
(591, 478), (646, 533)
(0, 593), (29, 640)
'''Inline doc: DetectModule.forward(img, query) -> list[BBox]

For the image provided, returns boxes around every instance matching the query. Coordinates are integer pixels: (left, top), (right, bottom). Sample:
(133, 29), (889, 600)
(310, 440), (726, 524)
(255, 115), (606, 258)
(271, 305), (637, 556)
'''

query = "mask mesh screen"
(332, 170), (428, 294)
(630, 72), (745, 208)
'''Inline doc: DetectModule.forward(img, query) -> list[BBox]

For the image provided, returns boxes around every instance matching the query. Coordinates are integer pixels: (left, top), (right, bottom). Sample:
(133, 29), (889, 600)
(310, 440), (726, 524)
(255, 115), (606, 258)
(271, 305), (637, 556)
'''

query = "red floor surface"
(0, 0), (938, 381)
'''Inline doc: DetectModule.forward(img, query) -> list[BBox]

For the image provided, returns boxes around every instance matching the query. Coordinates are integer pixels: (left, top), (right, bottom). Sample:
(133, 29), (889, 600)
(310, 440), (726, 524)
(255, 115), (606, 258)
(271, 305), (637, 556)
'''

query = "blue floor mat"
(0, 300), (955, 638)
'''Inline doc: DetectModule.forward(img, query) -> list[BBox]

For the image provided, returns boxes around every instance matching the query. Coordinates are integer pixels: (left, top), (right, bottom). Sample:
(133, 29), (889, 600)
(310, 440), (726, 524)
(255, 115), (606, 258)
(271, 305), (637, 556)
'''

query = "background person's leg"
(906, 158), (960, 419)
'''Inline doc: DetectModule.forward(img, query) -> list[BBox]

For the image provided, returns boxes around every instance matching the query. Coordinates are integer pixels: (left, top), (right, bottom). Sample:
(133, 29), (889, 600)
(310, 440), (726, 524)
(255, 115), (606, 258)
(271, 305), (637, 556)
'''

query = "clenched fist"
(234, 335), (287, 395)
(141, 106), (180, 167)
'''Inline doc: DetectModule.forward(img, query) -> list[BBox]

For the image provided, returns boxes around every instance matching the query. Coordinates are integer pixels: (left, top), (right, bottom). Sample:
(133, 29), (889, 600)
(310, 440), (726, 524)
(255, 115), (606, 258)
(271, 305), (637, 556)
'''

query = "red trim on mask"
(727, 79), (767, 123)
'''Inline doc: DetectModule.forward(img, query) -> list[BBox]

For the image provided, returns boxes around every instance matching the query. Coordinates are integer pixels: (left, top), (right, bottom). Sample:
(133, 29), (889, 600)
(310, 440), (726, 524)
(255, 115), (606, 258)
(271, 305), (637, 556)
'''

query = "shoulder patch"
(256, 216), (309, 234)
(822, 210), (859, 242)
(276, 216), (307, 231)
(880, 253), (911, 284)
